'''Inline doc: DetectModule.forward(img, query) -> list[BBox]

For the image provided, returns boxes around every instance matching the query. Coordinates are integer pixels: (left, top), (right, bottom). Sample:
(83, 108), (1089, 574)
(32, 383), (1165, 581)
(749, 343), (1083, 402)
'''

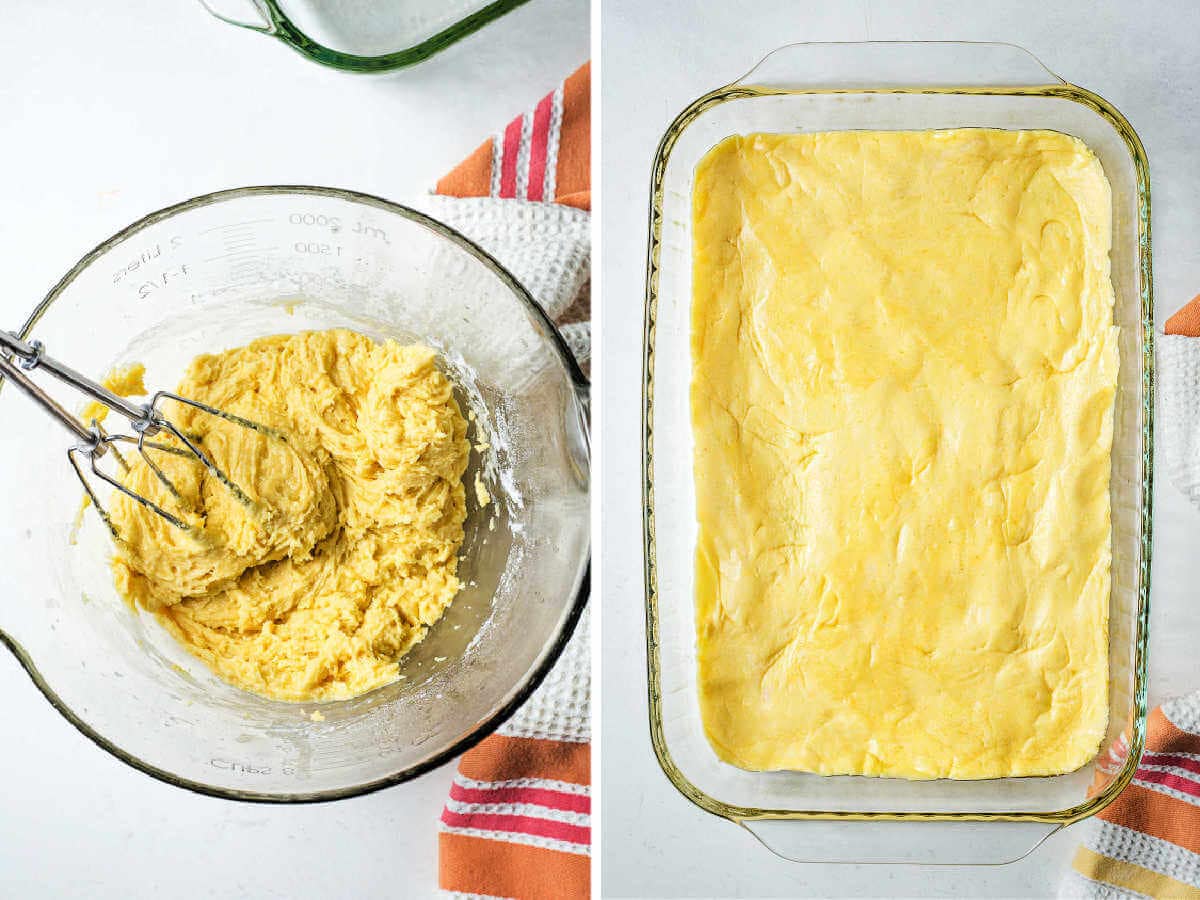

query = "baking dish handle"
(196, 0), (274, 34)
(734, 41), (1065, 91)
(741, 818), (1061, 865)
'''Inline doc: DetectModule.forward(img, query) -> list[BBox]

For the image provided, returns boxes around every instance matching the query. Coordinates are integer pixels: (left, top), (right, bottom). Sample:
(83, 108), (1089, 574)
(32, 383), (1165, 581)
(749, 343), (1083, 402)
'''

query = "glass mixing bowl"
(0, 186), (590, 802)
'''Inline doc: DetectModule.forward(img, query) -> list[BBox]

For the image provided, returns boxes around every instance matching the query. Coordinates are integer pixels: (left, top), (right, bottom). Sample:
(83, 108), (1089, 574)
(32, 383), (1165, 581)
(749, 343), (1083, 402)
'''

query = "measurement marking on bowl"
(199, 218), (274, 235)
(293, 242), (344, 257)
(209, 757), (295, 777)
(136, 266), (191, 300)
(288, 212), (342, 233)
(204, 246), (280, 264)
(220, 229), (264, 244)
(111, 237), (184, 285)
(352, 221), (389, 244)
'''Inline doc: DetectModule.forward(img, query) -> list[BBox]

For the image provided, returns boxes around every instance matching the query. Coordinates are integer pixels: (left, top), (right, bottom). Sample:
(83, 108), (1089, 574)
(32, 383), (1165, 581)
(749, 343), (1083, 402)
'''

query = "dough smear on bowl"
(109, 329), (470, 701)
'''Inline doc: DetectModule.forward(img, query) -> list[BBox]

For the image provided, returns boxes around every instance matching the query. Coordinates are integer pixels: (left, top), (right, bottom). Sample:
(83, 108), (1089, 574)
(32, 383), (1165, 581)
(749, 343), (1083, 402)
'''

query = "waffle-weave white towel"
(419, 194), (591, 367)
(417, 191), (590, 743)
(1160, 334), (1200, 508)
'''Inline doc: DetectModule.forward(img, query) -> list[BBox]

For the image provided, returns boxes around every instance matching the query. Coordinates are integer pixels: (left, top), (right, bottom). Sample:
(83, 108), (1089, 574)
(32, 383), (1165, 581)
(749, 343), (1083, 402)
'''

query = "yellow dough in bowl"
(691, 130), (1117, 778)
(109, 329), (470, 701)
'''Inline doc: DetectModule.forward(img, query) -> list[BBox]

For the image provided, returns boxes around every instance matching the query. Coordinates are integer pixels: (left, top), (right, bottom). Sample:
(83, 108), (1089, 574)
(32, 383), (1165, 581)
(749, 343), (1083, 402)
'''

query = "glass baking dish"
(198, 0), (528, 72)
(641, 42), (1152, 864)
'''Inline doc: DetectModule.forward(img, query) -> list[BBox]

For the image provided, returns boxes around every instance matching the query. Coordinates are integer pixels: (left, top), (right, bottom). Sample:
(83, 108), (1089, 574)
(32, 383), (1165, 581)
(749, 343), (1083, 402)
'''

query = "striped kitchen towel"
(1061, 692), (1200, 898)
(433, 63), (591, 900)
(437, 62), (590, 211)
(429, 61), (590, 372)
(1068, 294), (1200, 897)
(437, 607), (590, 900)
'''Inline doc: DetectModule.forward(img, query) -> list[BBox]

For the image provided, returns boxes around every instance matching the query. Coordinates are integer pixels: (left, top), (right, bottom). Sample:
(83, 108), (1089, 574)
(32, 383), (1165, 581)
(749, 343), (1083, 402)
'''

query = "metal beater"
(0, 329), (274, 538)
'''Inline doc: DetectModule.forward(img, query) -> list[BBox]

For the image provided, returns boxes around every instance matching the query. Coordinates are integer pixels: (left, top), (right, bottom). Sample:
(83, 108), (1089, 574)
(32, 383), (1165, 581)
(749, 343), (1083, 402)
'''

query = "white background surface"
(0, 1), (587, 897)
(601, 0), (1200, 897)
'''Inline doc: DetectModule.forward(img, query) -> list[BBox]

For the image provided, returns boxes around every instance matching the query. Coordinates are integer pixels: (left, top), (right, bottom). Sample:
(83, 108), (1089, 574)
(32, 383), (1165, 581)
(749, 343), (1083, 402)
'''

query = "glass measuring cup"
(0, 186), (590, 801)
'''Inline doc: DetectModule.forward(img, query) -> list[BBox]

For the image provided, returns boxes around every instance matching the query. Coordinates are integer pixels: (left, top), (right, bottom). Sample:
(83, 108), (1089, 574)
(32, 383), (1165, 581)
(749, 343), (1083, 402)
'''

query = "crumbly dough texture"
(691, 130), (1117, 779)
(110, 329), (470, 701)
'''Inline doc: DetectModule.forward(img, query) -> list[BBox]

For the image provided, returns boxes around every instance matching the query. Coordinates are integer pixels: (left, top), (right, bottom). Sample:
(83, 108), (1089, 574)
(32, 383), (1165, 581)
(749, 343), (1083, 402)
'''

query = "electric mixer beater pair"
(0, 329), (271, 537)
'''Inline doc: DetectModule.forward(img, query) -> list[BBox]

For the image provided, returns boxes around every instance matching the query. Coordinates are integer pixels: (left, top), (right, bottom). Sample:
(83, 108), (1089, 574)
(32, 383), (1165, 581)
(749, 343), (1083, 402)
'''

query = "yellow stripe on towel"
(1073, 846), (1200, 899)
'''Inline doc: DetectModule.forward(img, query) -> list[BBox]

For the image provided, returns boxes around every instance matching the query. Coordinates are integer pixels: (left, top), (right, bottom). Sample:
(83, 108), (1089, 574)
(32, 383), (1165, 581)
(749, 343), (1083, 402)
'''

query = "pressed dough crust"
(110, 329), (470, 701)
(690, 130), (1117, 778)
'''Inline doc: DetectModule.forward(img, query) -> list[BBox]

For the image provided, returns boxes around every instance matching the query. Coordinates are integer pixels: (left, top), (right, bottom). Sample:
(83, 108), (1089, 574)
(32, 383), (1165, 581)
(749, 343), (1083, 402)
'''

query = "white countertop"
(0, 1), (587, 896)
(600, 0), (1200, 896)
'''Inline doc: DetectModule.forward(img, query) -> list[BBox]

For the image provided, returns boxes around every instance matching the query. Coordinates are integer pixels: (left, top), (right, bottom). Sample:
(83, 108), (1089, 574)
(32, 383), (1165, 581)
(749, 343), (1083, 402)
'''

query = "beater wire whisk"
(0, 329), (277, 539)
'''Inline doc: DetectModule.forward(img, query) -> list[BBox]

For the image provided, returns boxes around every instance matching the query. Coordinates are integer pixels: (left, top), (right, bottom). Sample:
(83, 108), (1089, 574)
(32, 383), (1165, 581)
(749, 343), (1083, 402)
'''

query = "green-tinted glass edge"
(260, 0), (531, 73)
(641, 82), (1154, 826)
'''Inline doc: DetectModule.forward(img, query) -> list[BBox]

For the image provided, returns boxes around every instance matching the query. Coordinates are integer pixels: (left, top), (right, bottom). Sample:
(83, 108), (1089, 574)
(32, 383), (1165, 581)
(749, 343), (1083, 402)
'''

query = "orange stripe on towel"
(1150, 704), (1200, 751)
(553, 63), (590, 210)
(434, 62), (590, 211)
(1165, 293), (1200, 336)
(439, 833), (590, 899)
(1097, 781), (1200, 855)
(457, 734), (590, 786)
(434, 139), (493, 200)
